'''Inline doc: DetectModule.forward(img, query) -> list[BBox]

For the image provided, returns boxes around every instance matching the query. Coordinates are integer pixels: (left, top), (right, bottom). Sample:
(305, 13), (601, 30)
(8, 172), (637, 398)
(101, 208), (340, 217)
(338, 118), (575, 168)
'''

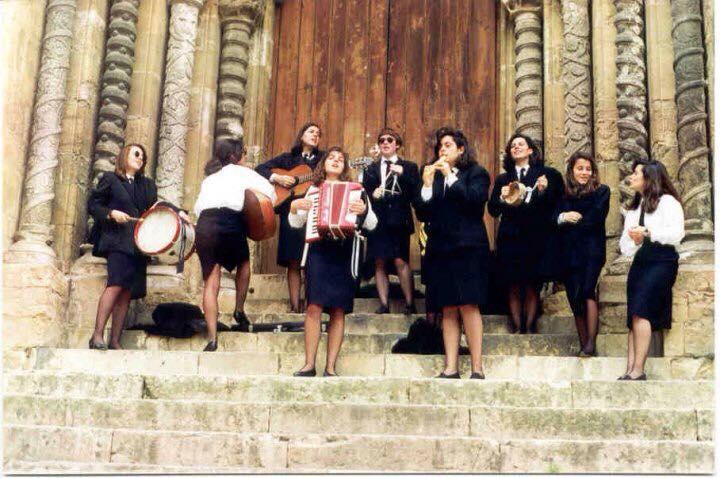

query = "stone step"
(5, 424), (713, 473)
(4, 394), (710, 441)
(598, 273), (628, 304)
(242, 298), (427, 314)
(31, 348), (714, 381)
(3, 460), (270, 475)
(5, 371), (714, 410)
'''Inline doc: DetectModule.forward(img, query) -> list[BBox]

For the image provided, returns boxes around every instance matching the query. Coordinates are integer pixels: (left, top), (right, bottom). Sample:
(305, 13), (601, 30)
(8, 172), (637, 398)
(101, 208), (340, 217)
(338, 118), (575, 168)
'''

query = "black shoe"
(528, 320), (538, 334)
(435, 371), (461, 379)
(506, 317), (518, 334)
(628, 373), (647, 381)
(232, 310), (251, 332)
(89, 338), (108, 350)
(203, 339), (218, 352)
(323, 369), (338, 377)
(293, 367), (316, 377)
(375, 304), (390, 314)
(108, 344), (122, 350)
(469, 371), (485, 380)
(617, 374), (631, 380)
(403, 303), (417, 316)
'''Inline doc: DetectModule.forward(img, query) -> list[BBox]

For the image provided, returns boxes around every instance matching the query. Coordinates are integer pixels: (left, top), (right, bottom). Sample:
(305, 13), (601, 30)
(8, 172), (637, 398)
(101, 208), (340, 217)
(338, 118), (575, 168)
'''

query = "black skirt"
(195, 208), (250, 279)
(563, 259), (604, 317)
(305, 238), (357, 313)
(626, 242), (679, 331)
(366, 224), (410, 262)
(107, 252), (148, 299)
(277, 212), (306, 267)
(425, 246), (488, 308)
(496, 228), (546, 287)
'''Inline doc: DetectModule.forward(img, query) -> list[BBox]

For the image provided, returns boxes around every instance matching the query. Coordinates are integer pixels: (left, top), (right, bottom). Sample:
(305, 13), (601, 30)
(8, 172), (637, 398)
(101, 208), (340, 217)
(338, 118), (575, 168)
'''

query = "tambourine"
(503, 181), (529, 206)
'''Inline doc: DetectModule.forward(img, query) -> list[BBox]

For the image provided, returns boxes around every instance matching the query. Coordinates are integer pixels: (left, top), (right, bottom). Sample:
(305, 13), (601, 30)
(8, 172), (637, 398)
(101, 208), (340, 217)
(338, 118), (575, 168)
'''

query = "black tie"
(127, 177), (134, 184)
(519, 168), (526, 182)
(303, 153), (313, 162)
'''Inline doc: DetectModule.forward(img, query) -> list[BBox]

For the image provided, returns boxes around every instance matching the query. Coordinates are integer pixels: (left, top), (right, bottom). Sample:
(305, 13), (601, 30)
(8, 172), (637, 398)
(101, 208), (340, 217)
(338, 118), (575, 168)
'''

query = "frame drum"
(134, 205), (196, 264)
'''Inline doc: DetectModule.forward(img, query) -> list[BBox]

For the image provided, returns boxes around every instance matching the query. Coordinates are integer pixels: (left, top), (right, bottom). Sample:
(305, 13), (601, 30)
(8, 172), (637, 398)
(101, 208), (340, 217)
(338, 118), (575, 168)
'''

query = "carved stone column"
(592, 0), (622, 262)
(91, 0), (140, 182)
(614, 0), (649, 206)
(670, 0), (714, 252)
(215, 0), (265, 151)
(155, 0), (205, 205)
(542, 0), (565, 170)
(561, 0), (593, 158)
(125, 0), (169, 175)
(497, 3), (517, 171)
(53, 0), (110, 268)
(6, 0), (77, 264)
(502, 0), (544, 147)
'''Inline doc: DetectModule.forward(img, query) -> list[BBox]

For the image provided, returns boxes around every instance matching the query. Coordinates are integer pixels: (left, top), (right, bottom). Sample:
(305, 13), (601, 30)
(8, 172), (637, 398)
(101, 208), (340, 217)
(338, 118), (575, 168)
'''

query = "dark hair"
(312, 146), (352, 185)
(502, 132), (543, 173)
(291, 122), (322, 155)
(115, 143), (147, 178)
(205, 138), (245, 176)
(433, 127), (476, 170)
(565, 152), (601, 197)
(628, 159), (681, 213)
(377, 127), (403, 147)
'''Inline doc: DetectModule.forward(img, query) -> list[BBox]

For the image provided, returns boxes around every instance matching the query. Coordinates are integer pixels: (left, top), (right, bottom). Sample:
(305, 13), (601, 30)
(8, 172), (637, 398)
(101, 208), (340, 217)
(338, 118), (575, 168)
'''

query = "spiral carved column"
(215, 0), (264, 160)
(561, 0), (593, 158)
(155, 0), (205, 205)
(670, 0), (714, 252)
(7, 0), (77, 263)
(614, 0), (649, 206)
(503, 0), (544, 147)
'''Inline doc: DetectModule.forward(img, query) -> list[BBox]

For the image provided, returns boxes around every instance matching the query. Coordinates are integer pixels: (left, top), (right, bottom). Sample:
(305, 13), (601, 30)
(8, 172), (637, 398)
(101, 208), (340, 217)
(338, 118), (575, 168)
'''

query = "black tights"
(508, 284), (539, 332)
(92, 285), (131, 348)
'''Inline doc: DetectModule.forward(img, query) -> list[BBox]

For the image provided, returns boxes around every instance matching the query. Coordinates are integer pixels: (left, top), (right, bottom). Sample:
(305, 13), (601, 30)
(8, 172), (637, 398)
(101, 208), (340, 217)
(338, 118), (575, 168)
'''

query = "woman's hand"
(536, 175), (548, 192)
(436, 159), (452, 177)
(372, 187), (384, 200)
(290, 198), (313, 214)
(629, 225), (648, 245)
(563, 211), (583, 224)
(422, 165), (436, 187)
(348, 199), (367, 215)
(500, 185), (511, 201)
(110, 210), (132, 224)
(275, 175), (296, 188)
(389, 164), (404, 175)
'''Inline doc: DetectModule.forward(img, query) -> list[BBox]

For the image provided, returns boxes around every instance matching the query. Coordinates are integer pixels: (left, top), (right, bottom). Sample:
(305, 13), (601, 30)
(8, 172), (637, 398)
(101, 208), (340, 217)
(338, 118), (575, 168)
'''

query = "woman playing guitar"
(256, 122), (324, 313)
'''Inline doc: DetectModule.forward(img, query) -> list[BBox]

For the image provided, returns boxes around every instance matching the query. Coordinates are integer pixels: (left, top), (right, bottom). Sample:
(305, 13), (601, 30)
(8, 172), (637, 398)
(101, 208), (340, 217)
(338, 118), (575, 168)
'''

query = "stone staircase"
(3, 274), (714, 473)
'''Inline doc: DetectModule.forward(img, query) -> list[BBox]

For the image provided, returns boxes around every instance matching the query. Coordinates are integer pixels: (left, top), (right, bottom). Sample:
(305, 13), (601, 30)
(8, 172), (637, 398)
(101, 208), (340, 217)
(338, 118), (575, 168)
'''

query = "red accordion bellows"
(317, 181), (364, 240)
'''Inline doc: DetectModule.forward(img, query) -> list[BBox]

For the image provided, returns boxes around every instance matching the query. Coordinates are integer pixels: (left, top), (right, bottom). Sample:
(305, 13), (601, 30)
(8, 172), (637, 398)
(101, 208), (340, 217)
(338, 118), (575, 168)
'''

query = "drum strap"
(300, 242), (310, 268)
(351, 230), (367, 280)
(176, 223), (187, 274)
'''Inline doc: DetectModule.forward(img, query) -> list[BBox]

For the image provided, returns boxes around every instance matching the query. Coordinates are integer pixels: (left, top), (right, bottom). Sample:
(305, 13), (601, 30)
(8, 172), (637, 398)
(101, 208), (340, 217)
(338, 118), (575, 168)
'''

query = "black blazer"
(362, 157), (420, 232)
(554, 184), (610, 267)
(87, 172), (158, 257)
(488, 162), (562, 248)
(255, 146), (324, 215)
(414, 163), (490, 255)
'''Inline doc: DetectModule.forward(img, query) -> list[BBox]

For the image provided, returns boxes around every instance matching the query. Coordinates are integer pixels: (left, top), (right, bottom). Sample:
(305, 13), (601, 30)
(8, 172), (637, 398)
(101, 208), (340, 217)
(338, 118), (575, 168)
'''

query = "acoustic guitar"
(270, 164), (314, 208)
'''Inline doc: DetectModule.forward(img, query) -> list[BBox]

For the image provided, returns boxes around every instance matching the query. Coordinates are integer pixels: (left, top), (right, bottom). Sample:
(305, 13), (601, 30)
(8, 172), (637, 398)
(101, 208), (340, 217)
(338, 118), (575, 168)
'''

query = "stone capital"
(170, 0), (204, 10)
(218, 0), (264, 22)
(502, 0), (542, 18)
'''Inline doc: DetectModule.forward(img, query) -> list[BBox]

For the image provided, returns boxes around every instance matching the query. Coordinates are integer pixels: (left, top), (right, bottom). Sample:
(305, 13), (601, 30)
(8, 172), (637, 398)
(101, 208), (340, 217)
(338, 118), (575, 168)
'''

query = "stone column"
(592, 0), (622, 262)
(670, 0), (714, 253)
(645, 0), (680, 182)
(560, 0), (593, 158)
(155, 0), (205, 205)
(702, 0), (713, 155)
(1, 0), (48, 251)
(6, 0), (77, 264)
(497, 3), (517, 172)
(542, 0), (565, 170)
(125, 0), (168, 175)
(614, 0), (649, 206)
(503, 0), (544, 147)
(215, 0), (265, 150)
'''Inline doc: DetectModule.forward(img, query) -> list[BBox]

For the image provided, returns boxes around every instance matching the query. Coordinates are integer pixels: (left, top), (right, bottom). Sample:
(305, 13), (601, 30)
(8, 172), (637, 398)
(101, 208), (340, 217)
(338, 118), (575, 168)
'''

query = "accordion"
(305, 181), (365, 242)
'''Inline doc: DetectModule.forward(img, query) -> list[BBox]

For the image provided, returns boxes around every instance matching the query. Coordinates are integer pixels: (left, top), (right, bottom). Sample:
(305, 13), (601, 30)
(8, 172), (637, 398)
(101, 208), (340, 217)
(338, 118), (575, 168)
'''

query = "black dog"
(391, 317), (469, 355)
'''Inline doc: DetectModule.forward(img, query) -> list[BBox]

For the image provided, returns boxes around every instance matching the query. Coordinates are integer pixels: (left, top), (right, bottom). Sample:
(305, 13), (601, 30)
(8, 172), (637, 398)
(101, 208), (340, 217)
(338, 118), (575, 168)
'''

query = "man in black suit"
(362, 128), (421, 315)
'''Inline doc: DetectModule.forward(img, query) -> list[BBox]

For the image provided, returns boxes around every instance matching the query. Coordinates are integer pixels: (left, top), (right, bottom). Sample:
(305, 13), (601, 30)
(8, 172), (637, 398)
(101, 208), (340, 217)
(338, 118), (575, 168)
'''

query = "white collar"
(381, 155), (398, 164)
(126, 174), (136, 181)
(515, 164), (529, 173)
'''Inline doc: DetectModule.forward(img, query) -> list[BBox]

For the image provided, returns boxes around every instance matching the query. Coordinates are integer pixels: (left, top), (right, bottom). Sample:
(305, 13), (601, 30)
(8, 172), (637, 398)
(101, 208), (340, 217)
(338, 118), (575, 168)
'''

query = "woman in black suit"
(415, 127), (490, 379)
(488, 133), (561, 334)
(256, 122), (324, 313)
(362, 128), (421, 315)
(554, 152), (610, 356)
(87, 144), (159, 350)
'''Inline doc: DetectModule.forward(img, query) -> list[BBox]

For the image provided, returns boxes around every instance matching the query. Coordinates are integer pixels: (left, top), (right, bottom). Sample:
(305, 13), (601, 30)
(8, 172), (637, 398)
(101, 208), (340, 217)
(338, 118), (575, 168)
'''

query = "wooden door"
(262, 0), (496, 273)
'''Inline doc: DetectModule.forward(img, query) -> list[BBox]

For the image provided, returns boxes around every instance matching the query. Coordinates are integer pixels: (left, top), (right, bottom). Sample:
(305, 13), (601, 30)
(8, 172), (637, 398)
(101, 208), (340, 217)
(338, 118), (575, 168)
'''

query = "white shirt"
(420, 167), (459, 202)
(288, 185), (378, 231)
(380, 155), (399, 190)
(193, 164), (277, 217)
(515, 164), (529, 180)
(619, 194), (685, 257)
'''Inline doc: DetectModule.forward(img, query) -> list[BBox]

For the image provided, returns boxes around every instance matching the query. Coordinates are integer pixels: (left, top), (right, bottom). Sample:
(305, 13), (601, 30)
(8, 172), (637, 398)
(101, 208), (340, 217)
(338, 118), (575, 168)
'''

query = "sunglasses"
(379, 136), (395, 144)
(132, 150), (144, 159)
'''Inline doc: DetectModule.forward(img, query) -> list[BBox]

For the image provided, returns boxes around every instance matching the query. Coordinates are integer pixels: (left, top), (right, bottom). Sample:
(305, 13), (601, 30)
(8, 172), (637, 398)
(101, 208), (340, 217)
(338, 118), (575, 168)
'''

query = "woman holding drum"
(193, 138), (277, 352)
(87, 144), (183, 350)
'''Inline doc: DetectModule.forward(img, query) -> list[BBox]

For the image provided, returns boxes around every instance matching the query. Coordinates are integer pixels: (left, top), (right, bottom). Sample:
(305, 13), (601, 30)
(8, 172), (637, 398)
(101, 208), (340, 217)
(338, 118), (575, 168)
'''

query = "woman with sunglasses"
(256, 122), (324, 313)
(87, 144), (161, 350)
(362, 128), (420, 315)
